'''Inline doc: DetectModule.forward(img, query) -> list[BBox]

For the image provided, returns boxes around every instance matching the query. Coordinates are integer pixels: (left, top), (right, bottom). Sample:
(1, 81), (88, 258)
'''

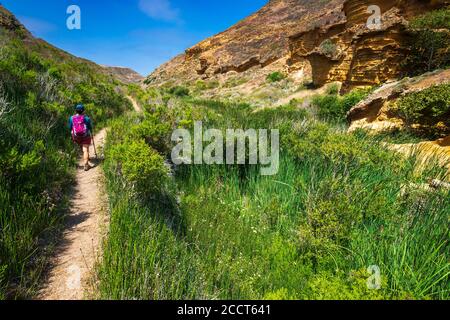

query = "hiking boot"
(84, 164), (91, 171)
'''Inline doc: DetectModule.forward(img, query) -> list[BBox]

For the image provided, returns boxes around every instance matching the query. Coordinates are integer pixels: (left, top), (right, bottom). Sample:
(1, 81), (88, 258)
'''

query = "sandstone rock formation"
(147, 0), (346, 86)
(347, 68), (450, 133)
(290, 0), (448, 91)
(347, 68), (450, 181)
(147, 0), (448, 91)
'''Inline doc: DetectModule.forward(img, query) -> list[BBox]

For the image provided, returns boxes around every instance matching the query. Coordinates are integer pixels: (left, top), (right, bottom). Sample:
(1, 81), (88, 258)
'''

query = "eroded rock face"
(347, 68), (450, 180)
(289, 0), (447, 91)
(147, 0), (447, 90)
(347, 68), (450, 133)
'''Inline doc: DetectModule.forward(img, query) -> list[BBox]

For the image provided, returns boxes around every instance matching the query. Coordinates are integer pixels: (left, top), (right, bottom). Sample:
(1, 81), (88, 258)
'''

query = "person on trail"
(69, 104), (94, 171)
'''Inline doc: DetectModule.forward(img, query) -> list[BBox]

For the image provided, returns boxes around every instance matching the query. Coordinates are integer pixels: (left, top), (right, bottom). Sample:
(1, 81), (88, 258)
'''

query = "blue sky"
(1, 0), (267, 76)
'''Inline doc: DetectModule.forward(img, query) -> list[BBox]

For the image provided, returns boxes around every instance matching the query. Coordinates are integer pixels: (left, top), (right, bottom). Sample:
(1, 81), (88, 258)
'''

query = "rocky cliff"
(147, 0), (447, 91)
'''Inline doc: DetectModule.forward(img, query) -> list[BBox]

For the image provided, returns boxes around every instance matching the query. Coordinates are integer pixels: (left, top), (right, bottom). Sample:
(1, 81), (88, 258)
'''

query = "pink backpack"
(72, 115), (88, 138)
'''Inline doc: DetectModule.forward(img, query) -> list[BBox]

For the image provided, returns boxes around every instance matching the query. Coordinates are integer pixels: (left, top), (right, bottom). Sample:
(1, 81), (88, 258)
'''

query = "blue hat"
(75, 104), (85, 112)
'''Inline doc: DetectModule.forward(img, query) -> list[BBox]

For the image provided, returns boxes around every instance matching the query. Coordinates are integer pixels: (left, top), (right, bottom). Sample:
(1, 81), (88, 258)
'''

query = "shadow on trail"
(75, 156), (104, 170)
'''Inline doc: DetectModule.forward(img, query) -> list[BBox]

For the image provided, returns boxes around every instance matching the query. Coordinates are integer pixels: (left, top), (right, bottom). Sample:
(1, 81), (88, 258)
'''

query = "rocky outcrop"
(288, 0), (448, 91)
(147, 0), (447, 91)
(347, 68), (450, 181)
(347, 68), (450, 133)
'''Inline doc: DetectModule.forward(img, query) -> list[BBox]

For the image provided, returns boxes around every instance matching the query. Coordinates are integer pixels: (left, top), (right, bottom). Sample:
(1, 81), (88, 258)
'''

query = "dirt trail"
(127, 95), (142, 112)
(38, 129), (108, 300)
(38, 96), (142, 300)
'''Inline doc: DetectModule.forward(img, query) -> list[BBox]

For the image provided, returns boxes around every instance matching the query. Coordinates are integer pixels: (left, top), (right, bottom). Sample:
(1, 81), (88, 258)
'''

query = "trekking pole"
(91, 129), (98, 159)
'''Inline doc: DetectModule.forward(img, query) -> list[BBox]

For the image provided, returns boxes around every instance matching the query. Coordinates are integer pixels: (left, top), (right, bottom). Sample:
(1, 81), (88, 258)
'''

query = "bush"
(168, 86), (190, 97)
(108, 140), (168, 197)
(304, 270), (388, 300)
(409, 7), (450, 29)
(404, 8), (450, 75)
(319, 39), (338, 57)
(266, 72), (285, 83)
(325, 83), (340, 95)
(312, 88), (371, 122)
(396, 83), (450, 136)
(129, 119), (172, 155)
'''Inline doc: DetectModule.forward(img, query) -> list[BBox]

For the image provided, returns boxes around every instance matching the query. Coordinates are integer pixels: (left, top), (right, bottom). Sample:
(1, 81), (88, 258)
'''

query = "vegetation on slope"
(0, 24), (130, 298)
(404, 7), (450, 75)
(395, 83), (450, 137)
(97, 86), (449, 300)
(312, 87), (372, 123)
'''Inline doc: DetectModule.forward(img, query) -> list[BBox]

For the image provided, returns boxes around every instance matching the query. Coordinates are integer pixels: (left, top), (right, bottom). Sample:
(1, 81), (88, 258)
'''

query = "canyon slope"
(0, 5), (141, 85)
(147, 0), (447, 92)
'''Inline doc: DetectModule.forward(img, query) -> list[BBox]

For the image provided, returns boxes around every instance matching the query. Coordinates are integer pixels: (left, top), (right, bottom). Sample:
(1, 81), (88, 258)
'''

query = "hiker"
(69, 104), (94, 171)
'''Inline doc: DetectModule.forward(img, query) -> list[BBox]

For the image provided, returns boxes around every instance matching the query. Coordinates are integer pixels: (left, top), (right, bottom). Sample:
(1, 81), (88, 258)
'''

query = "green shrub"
(108, 140), (168, 196)
(396, 83), (450, 136)
(404, 8), (450, 75)
(319, 39), (338, 57)
(193, 80), (220, 91)
(325, 83), (340, 95)
(304, 270), (388, 300)
(312, 94), (341, 120)
(129, 119), (172, 155)
(340, 88), (371, 112)
(168, 85), (190, 97)
(194, 80), (207, 91)
(409, 7), (450, 29)
(312, 88), (371, 122)
(223, 77), (248, 88)
(266, 71), (285, 83)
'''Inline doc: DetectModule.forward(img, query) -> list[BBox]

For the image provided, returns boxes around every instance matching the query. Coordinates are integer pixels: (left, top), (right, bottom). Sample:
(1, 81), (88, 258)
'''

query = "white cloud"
(138, 0), (181, 23)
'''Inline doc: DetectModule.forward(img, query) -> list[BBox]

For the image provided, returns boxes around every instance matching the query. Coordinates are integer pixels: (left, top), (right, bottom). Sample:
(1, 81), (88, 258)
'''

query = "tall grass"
(98, 95), (449, 300)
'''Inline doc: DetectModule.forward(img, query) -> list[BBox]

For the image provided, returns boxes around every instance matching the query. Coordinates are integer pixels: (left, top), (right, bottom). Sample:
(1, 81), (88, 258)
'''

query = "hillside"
(103, 66), (144, 84)
(147, 0), (448, 93)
